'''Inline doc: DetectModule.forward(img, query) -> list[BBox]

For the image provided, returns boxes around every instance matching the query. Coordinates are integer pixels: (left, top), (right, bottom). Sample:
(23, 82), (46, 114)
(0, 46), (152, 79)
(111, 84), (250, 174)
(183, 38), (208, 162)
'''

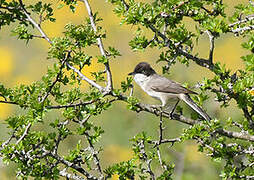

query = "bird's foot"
(169, 111), (174, 119)
(150, 105), (163, 115)
(150, 105), (162, 110)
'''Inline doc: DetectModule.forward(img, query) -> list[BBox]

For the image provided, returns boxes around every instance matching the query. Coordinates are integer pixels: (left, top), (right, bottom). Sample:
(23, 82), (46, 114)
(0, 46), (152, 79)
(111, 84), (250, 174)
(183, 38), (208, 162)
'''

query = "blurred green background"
(0, 0), (249, 179)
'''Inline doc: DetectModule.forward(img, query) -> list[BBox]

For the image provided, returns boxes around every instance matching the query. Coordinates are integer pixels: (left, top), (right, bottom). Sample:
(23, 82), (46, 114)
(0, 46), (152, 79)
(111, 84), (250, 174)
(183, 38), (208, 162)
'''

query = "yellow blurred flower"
(13, 75), (33, 86)
(0, 47), (13, 77)
(185, 144), (204, 162)
(214, 37), (245, 70)
(0, 104), (12, 120)
(103, 144), (133, 164)
(110, 174), (120, 180)
(249, 89), (254, 96)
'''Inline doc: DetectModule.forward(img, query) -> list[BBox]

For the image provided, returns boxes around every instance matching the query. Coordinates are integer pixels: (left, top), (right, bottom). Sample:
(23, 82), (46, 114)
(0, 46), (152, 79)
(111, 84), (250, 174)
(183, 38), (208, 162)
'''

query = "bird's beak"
(128, 72), (135, 75)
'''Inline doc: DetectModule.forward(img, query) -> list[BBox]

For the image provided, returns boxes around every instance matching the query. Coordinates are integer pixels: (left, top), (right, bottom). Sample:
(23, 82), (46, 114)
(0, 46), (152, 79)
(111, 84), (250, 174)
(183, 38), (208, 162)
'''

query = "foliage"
(0, 0), (253, 179)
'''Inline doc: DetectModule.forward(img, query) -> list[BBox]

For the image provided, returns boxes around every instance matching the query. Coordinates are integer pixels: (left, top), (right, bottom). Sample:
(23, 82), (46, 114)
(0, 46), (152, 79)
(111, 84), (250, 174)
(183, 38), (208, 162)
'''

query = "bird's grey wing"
(150, 75), (197, 94)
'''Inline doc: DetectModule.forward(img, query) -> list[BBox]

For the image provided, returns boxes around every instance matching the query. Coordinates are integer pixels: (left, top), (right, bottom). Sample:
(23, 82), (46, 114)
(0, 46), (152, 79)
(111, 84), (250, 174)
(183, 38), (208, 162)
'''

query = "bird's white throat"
(133, 73), (150, 87)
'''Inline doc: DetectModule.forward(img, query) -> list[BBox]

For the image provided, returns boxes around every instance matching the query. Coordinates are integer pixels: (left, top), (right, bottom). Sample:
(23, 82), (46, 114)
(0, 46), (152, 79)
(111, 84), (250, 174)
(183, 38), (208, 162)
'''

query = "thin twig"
(205, 30), (215, 64)
(84, 132), (104, 180)
(59, 168), (85, 180)
(66, 62), (104, 91)
(18, 0), (52, 44)
(139, 140), (155, 180)
(0, 132), (15, 151)
(158, 108), (164, 145)
(19, 0), (105, 92)
(46, 100), (95, 109)
(49, 152), (98, 180)
(229, 14), (254, 27)
(16, 123), (32, 144)
(41, 52), (70, 103)
(148, 138), (181, 146)
(81, 0), (113, 92)
(230, 25), (254, 34)
(0, 100), (19, 105)
(80, 115), (91, 125)
(195, 137), (214, 152)
(156, 146), (168, 170)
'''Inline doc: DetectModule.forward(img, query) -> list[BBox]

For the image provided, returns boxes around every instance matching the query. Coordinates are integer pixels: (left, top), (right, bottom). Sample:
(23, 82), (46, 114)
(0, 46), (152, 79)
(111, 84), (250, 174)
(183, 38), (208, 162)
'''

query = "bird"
(128, 62), (211, 121)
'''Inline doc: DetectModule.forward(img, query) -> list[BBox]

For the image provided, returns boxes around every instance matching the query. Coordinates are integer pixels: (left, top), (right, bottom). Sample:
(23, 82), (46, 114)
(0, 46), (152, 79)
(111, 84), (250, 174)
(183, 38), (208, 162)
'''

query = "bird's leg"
(170, 99), (180, 119)
(159, 106), (163, 144)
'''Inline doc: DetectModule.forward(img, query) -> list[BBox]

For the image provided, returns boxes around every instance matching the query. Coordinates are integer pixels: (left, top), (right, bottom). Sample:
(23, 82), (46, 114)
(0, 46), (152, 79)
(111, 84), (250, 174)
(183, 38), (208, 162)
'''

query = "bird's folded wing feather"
(150, 75), (197, 94)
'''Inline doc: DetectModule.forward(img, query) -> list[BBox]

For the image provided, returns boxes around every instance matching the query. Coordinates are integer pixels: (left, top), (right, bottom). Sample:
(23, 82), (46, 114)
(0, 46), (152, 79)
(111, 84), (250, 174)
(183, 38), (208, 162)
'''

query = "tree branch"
(84, 132), (104, 180)
(0, 100), (19, 105)
(147, 22), (213, 69)
(0, 131), (15, 151)
(46, 100), (95, 109)
(18, 0), (106, 92)
(41, 52), (70, 103)
(59, 168), (85, 180)
(16, 123), (32, 145)
(229, 14), (254, 28)
(18, 0), (52, 44)
(81, 0), (113, 92)
(139, 139), (155, 180)
(205, 30), (215, 64)
(66, 62), (104, 92)
(49, 152), (98, 180)
(216, 128), (254, 141)
(115, 93), (254, 142)
(230, 25), (254, 34)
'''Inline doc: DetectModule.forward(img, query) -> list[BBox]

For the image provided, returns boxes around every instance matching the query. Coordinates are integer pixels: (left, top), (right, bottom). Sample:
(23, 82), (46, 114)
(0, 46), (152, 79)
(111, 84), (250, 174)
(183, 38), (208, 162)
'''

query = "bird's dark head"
(128, 62), (156, 76)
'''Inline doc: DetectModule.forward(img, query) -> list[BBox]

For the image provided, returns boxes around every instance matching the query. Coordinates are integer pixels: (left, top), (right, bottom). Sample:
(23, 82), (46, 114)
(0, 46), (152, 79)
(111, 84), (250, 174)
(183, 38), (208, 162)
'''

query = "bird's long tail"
(180, 94), (211, 121)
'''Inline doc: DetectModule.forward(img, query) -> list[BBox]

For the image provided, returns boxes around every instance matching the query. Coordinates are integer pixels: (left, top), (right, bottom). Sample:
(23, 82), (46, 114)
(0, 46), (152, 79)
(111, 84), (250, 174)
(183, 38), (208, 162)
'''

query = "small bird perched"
(128, 62), (211, 121)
